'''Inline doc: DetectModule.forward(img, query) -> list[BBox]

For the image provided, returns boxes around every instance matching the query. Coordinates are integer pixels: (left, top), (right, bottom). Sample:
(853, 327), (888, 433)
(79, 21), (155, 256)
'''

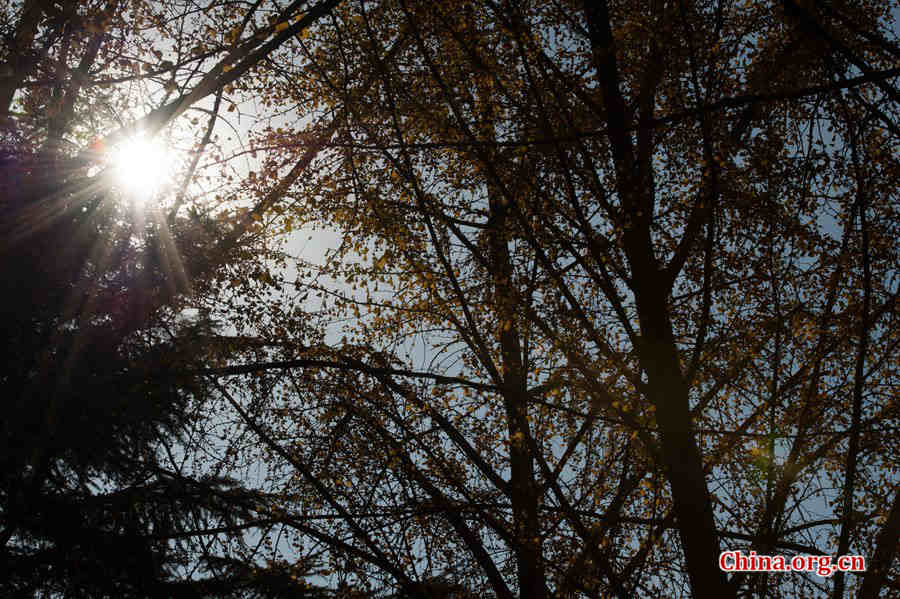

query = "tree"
(179, 0), (899, 597)
(3, 0), (898, 597)
(1, 0), (341, 595)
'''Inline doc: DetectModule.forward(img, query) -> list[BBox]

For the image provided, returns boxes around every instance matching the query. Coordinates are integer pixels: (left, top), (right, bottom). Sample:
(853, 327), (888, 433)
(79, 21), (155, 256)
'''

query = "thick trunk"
(627, 233), (731, 597)
(475, 121), (545, 592)
(582, 1), (734, 594)
(487, 193), (547, 599)
(859, 490), (900, 599)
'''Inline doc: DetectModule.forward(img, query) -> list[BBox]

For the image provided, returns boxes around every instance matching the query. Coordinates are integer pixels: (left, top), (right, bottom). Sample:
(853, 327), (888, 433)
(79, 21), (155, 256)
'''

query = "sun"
(111, 134), (171, 201)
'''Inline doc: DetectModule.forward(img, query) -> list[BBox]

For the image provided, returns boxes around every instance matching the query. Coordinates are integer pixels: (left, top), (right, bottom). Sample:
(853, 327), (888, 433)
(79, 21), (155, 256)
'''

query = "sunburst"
(111, 134), (172, 203)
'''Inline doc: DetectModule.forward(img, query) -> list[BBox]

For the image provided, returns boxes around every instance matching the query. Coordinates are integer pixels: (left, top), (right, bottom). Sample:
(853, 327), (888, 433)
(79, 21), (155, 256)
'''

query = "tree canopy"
(1, 0), (898, 597)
